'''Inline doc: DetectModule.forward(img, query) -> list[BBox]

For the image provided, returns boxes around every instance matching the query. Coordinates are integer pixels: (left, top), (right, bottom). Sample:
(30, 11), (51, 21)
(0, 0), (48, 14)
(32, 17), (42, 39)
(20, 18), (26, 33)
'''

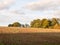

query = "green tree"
(41, 19), (47, 28)
(33, 23), (41, 28)
(30, 19), (41, 28)
(12, 22), (21, 27)
(51, 18), (59, 26)
(8, 24), (13, 27)
(41, 19), (51, 28)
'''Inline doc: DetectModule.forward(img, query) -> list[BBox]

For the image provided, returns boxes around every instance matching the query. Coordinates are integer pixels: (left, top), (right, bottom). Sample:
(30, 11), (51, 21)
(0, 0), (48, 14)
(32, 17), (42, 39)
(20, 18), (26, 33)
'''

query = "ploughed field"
(0, 27), (60, 45)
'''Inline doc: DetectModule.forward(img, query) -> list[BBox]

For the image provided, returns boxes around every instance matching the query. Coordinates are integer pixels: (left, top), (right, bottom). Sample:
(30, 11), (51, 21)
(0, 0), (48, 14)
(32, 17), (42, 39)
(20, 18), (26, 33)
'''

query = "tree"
(41, 19), (47, 28)
(8, 24), (13, 27)
(51, 18), (59, 26)
(53, 24), (60, 29)
(33, 23), (41, 28)
(30, 19), (52, 28)
(30, 19), (41, 28)
(56, 18), (60, 25)
(41, 19), (51, 28)
(12, 22), (21, 27)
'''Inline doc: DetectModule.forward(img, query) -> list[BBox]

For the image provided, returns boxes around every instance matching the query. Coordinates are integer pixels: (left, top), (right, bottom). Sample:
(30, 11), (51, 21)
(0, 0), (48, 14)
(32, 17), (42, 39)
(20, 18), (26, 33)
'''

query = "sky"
(0, 0), (60, 26)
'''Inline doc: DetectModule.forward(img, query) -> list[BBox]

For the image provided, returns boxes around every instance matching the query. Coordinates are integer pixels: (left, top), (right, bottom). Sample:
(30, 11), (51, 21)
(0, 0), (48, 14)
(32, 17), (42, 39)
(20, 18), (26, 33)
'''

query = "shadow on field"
(0, 33), (60, 45)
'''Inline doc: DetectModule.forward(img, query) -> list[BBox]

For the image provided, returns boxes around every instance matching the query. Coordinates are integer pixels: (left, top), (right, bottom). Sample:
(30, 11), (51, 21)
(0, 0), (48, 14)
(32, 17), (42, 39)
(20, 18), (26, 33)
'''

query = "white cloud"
(0, 15), (9, 22)
(0, 10), (25, 17)
(0, 0), (15, 10)
(10, 10), (25, 15)
(25, 0), (60, 10)
(53, 10), (60, 16)
(24, 0), (60, 17)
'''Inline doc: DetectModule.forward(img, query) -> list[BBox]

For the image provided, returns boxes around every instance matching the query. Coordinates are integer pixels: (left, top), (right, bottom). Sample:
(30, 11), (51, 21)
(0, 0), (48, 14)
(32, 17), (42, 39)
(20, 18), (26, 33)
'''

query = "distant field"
(0, 27), (60, 33)
(0, 27), (60, 45)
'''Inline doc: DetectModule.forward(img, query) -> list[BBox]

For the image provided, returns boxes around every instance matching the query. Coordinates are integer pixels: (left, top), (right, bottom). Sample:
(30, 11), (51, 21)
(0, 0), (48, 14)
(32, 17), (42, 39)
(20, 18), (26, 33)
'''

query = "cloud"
(0, 9), (25, 17)
(10, 10), (25, 15)
(0, 15), (9, 22)
(0, 10), (23, 26)
(53, 10), (60, 16)
(24, 0), (60, 17)
(0, 9), (32, 26)
(0, 0), (15, 10)
(25, 0), (60, 10)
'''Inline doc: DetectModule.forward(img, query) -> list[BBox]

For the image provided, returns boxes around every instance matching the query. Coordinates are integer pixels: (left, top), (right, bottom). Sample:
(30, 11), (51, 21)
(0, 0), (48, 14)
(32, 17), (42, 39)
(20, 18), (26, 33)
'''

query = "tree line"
(8, 18), (60, 29)
(8, 22), (29, 28)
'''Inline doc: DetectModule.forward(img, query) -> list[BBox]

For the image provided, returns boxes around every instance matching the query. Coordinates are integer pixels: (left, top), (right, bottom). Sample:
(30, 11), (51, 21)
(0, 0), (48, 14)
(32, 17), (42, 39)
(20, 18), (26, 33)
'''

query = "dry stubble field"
(0, 27), (60, 45)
